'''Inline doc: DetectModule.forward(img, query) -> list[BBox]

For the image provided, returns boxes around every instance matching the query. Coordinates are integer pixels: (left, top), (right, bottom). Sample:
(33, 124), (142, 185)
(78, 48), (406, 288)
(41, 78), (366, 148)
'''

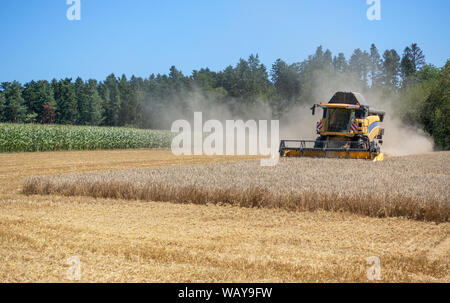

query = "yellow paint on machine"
(318, 115), (383, 139)
(281, 93), (385, 162)
(282, 149), (384, 161)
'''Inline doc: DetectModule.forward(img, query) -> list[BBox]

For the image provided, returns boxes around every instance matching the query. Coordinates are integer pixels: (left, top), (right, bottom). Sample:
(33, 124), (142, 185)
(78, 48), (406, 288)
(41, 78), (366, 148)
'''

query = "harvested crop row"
(23, 152), (450, 222)
(0, 123), (174, 153)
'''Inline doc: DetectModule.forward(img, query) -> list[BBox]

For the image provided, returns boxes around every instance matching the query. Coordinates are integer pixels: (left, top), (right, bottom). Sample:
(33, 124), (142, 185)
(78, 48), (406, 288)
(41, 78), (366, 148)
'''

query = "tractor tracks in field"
(403, 226), (449, 261)
(426, 235), (450, 261)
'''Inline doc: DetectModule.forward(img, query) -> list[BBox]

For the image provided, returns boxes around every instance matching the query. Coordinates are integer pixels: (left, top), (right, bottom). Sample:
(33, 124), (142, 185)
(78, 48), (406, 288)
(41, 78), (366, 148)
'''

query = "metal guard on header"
(279, 140), (384, 162)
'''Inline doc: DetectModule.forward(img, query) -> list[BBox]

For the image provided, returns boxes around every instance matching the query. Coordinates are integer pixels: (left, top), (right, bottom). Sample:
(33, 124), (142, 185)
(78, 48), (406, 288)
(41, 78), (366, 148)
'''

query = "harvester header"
(279, 92), (385, 161)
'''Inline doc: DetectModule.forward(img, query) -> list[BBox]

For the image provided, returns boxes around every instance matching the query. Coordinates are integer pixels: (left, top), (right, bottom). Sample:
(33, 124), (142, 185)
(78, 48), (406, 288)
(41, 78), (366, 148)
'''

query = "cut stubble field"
(0, 149), (449, 282)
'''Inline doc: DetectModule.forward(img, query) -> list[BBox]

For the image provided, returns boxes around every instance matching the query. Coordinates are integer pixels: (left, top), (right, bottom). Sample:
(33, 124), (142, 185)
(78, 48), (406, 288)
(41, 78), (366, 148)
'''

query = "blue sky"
(1, 0), (449, 83)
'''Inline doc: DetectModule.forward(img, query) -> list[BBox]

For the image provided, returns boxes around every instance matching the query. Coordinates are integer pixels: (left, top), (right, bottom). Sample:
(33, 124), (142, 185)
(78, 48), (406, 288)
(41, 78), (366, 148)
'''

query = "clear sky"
(1, 0), (449, 83)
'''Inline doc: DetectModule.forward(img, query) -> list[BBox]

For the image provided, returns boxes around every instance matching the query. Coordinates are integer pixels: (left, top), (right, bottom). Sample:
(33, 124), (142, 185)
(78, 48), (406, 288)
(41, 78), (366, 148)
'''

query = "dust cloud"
(276, 68), (434, 156)
(381, 116), (434, 156)
(145, 70), (434, 156)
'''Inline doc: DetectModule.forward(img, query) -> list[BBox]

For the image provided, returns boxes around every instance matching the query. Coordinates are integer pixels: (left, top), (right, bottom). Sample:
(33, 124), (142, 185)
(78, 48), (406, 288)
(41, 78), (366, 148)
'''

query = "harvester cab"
(279, 92), (385, 161)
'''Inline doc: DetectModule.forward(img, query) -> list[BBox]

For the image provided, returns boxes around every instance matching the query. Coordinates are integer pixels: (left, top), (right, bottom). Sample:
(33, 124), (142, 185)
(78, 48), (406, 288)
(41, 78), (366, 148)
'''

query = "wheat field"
(0, 150), (449, 282)
(24, 153), (450, 222)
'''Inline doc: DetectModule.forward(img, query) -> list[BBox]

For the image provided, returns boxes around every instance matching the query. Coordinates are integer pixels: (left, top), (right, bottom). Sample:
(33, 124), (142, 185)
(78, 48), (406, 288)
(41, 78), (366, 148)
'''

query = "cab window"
(326, 109), (354, 132)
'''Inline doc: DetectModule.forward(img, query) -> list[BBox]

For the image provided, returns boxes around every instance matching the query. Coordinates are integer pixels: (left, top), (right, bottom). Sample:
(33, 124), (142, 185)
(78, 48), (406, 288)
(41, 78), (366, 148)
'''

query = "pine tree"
(54, 78), (78, 124)
(400, 43), (426, 86)
(98, 83), (110, 126)
(1, 81), (27, 123)
(410, 43), (426, 70)
(323, 50), (333, 67)
(382, 50), (401, 89)
(271, 59), (301, 106)
(333, 53), (348, 73)
(249, 54), (271, 100)
(74, 77), (89, 125)
(118, 74), (138, 126)
(400, 47), (415, 84)
(168, 66), (186, 94)
(0, 90), (5, 122)
(308, 46), (333, 70)
(192, 68), (217, 90)
(349, 49), (371, 86)
(103, 74), (121, 126)
(369, 44), (383, 88)
(22, 80), (37, 115)
(270, 59), (302, 117)
(22, 80), (55, 123)
(130, 76), (146, 127)
(86, 79), (104, 125)
(234, 58), (252, 100)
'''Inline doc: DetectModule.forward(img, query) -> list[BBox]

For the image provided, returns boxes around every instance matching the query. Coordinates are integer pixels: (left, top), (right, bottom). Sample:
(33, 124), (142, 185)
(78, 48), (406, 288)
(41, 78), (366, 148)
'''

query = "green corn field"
(0, 123), (174, 153)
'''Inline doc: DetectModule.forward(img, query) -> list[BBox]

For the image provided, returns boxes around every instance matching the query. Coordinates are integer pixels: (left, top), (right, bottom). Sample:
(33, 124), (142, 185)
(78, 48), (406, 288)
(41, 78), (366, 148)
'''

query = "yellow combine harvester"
(279, 92), (385, 161)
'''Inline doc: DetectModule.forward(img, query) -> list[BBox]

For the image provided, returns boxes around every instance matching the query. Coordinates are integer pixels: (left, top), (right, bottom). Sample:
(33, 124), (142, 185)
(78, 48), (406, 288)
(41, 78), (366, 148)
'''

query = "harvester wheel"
(354, 138), (367, 149)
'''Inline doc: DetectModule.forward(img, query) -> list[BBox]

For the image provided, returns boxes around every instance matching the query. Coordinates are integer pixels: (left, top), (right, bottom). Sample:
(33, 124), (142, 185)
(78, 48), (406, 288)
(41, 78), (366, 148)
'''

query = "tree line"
(0, 43), (448, 149)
